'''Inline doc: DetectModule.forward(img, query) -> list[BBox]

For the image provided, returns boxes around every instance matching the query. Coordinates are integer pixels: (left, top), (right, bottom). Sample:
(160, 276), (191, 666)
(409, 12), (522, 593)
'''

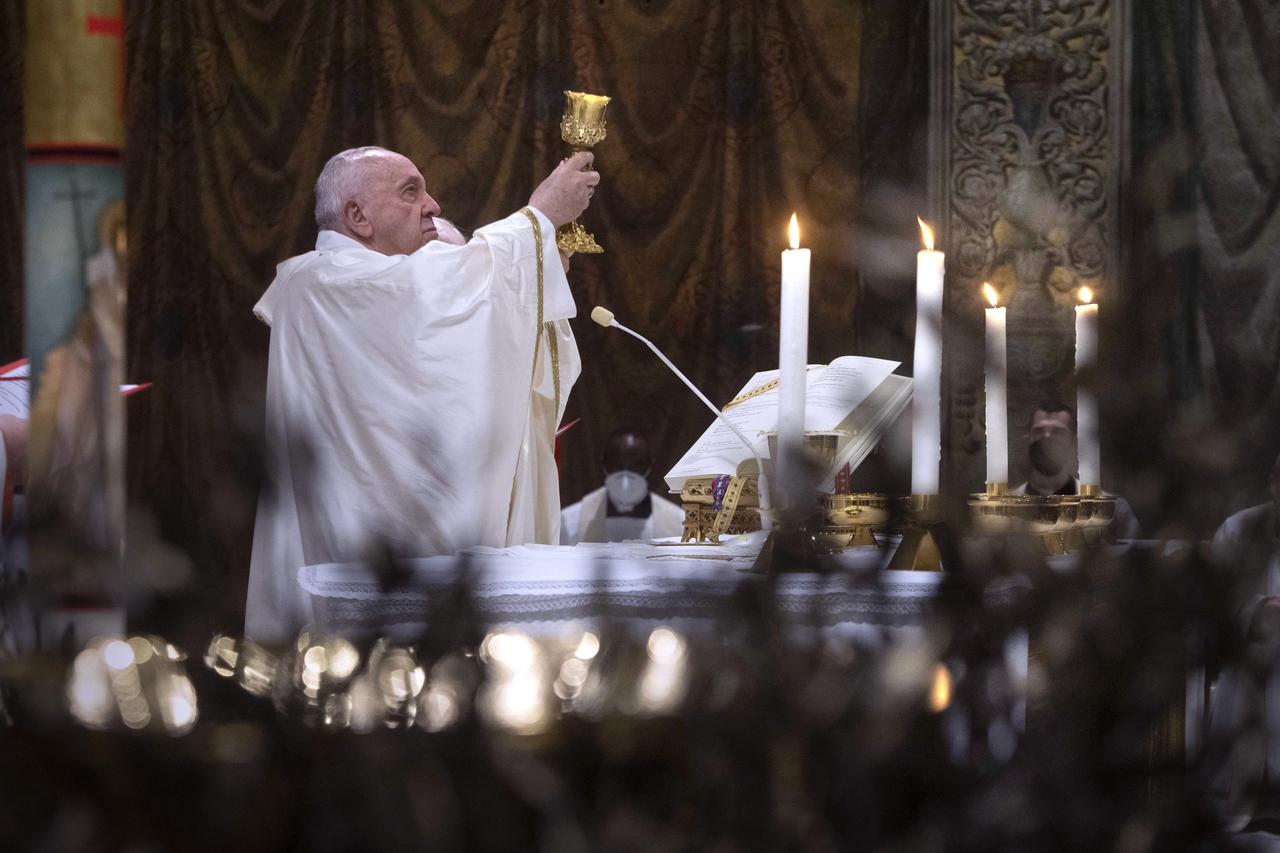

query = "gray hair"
(314, 146), (391, 231)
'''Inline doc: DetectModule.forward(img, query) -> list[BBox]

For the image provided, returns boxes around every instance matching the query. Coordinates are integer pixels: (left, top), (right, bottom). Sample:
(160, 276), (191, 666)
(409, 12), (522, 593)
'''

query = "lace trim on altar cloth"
(299, 559), (954, 635)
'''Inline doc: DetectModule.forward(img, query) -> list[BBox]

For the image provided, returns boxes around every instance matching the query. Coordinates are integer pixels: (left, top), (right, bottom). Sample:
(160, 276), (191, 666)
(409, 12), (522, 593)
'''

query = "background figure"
(560, 427), (684, 544)
(1207, 452), (1280, 829)
(1011, 401), (1141, 539)
(28, 201), (127, 554)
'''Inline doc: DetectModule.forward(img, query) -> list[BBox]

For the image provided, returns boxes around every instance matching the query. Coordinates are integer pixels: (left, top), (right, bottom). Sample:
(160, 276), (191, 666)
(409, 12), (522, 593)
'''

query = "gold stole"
(506, 208), (562, 531)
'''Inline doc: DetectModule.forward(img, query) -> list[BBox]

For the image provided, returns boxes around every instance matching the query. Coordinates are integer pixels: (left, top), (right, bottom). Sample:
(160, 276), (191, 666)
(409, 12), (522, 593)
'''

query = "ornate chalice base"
(557, 219), (603, 254)
(557, 91), (610, 255)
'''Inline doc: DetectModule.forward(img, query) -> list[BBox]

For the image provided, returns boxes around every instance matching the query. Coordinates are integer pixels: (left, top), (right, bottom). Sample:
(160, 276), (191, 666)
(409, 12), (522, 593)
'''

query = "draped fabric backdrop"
(0, 0), (23, 361)
(1119, 0), (1280, 527)
(1195, 2), (1280, 467)
(122, 1), (929, 619)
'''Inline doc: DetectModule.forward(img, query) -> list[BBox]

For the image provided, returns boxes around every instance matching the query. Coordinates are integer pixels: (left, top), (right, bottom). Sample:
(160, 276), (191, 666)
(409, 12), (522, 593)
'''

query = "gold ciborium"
(968, 493), (1060, 544)
(557, 90), (610, 254)
(819, 493), (893, 549)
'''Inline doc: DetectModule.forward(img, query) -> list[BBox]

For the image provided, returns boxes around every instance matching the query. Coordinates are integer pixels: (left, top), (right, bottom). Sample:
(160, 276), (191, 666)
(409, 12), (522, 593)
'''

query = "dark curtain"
(1195, 2), (1280, 460)
(0, 0), (22, 361)
(1121, 0), (1280, 530)
(123, 0), (926, 618)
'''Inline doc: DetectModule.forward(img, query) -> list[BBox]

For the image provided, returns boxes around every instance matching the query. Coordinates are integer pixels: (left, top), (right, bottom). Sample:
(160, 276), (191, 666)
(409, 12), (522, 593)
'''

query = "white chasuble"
(246, 209), (579, 642)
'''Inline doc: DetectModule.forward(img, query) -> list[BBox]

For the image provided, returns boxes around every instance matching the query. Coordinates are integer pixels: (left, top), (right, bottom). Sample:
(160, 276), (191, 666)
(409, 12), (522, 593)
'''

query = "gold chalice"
(761, 429), (847, 511)
(557, 90), (610, 254)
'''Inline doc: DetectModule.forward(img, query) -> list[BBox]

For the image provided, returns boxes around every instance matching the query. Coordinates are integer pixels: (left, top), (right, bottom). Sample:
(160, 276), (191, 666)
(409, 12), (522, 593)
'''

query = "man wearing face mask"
(560, 428), (685, 544)
(1207, 451), (1280, 828)
(1011, 401), (1141, 539)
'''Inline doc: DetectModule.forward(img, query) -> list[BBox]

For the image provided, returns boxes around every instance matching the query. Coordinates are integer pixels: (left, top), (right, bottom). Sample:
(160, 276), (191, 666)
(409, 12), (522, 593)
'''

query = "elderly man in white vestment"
(246, 146), (598, 641)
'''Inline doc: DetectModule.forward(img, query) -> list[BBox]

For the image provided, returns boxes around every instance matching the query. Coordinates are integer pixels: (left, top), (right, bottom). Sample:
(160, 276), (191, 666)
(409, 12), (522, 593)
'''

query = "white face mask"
(605, 470), (648, 513)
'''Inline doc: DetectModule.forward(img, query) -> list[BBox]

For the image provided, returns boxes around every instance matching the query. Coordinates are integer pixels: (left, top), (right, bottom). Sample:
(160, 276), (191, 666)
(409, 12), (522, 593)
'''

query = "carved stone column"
(929, 0), (1127, 492)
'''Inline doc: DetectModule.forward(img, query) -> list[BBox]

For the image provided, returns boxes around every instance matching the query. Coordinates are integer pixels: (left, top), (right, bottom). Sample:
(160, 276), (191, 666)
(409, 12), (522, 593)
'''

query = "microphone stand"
(591, 308), (772, 537)
(594, 307), (831, 574)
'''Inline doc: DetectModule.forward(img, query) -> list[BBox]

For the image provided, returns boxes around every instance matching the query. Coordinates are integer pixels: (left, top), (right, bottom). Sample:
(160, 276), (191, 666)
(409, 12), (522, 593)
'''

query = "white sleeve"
(474, 208), (576, 321)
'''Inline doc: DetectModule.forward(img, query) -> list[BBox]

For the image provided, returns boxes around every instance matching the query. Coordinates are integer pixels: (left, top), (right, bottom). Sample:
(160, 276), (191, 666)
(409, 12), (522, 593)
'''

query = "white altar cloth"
(298, 540), (946, 640)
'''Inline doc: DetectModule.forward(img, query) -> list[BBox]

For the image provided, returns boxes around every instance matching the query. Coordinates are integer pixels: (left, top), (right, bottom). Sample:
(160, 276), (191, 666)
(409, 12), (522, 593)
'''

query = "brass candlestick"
(746, 430), (846, 575)
(886, 494), (943, 571)
(557, 90), (610, 254)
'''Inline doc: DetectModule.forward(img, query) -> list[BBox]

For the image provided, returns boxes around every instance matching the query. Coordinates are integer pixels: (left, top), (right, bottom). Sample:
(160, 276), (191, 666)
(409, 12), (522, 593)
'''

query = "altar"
(299, 537), (947, 641)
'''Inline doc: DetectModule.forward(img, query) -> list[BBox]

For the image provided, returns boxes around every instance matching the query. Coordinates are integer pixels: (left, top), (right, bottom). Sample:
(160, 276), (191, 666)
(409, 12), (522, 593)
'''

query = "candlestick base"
(745, 522), (826, 575)
(985, 481), (1009, 497)
(886, 495), (943, 571)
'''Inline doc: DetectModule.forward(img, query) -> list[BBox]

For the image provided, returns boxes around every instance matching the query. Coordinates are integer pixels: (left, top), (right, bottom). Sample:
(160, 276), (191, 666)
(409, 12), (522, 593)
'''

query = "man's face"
(359, 153), (442, 256)
(1028, 409), (1074, 477)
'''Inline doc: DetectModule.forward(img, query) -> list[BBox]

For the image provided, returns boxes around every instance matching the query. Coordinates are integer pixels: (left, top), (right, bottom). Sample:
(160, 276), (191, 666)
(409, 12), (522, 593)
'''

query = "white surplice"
(559, 487), (686, 545)
(246, 209), (579, 642)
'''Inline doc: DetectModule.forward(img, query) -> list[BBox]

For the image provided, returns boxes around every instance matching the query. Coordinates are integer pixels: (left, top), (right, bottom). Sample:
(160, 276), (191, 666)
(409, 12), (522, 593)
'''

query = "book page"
(663, 367), (782, 487)
(664, 356), (902, 491)
(804, 356), (898, 429)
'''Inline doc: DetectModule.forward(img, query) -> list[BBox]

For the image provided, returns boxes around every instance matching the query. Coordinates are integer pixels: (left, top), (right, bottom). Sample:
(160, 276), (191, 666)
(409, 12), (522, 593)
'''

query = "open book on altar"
(664, 355), (912, 493)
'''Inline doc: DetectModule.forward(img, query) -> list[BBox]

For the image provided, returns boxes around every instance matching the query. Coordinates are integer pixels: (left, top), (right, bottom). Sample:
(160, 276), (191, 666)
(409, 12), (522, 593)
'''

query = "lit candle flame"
(1078, 286), (1094, 304)
(982, 282), (999, 308)
(917, 217), (935, 252)
(788, 213), (800, 250)
(928, 663), (952, 713)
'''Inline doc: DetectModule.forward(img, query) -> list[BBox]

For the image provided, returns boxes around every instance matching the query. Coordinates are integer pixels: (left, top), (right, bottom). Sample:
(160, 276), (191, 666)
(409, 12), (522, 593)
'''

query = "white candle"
(1075, 287), (1100, 486)
(778, 213), (810, 482)
(912, 217), (944, 496)
(982, 283), (1008, 486)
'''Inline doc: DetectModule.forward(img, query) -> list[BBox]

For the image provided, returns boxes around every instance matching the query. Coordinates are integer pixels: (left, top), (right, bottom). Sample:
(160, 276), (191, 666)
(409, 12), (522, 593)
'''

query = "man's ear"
(344, 199), (373, 239)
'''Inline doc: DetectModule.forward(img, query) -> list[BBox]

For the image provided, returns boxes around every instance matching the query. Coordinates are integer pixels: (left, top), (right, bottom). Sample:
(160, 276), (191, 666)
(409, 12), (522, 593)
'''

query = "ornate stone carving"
(950, 0), (1115, 302)
(933, 0), (1124, 489)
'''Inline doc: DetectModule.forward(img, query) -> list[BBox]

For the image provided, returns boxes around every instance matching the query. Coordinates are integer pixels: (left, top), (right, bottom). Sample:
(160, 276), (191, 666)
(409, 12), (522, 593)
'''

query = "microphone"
(591, 306), (771, 515)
